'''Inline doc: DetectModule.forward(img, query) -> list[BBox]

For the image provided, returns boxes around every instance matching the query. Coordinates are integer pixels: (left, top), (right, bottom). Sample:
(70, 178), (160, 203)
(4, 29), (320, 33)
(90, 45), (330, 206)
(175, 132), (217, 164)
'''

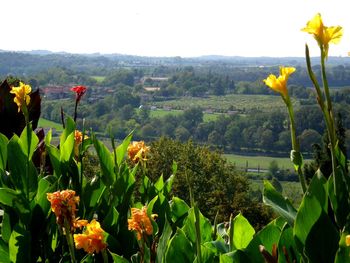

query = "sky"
(1, 0), (349, 57)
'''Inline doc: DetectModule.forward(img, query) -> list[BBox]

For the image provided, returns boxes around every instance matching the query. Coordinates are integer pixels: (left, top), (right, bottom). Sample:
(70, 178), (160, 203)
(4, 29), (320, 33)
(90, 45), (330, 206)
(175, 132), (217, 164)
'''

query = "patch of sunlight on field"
(38, 118), (63, 131)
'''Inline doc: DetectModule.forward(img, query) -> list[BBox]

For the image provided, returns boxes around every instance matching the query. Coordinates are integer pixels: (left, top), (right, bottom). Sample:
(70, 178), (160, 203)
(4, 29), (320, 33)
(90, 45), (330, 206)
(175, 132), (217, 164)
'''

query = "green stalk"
(285, 97), (306, 193)
(320, 48), (338, 194)
(64, 219), (76, 263)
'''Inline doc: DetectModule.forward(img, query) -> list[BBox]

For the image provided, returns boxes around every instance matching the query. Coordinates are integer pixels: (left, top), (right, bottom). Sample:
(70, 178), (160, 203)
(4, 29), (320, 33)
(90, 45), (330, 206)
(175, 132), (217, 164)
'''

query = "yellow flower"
(127, 141), (150, 164)
(10, 81), (32, 112)
(128, 206), (157, 240)
(263, 66), (296, 98)
(346, 235), (350, 246)
(47, 190), (80, 232)
(302, 13), (343, 57)
(74, 219), (107, 254)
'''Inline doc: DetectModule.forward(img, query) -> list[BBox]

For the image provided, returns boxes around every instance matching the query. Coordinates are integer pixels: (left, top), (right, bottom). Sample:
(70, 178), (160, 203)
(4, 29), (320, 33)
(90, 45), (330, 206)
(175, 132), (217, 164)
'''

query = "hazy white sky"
(1, 0), (349, 57)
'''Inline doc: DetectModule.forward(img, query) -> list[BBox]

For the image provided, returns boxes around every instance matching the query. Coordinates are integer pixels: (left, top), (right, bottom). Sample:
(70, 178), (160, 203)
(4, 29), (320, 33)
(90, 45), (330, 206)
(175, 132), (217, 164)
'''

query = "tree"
(146, 138), (272, 227)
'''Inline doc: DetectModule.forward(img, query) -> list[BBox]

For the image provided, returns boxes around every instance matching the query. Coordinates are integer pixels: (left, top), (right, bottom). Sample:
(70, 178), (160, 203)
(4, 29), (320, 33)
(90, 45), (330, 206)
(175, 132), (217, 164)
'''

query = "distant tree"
(146, 138), (272, 226)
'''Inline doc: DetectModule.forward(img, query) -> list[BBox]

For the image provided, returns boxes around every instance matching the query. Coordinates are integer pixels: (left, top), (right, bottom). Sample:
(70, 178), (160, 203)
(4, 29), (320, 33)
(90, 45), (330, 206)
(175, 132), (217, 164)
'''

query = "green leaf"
(277, 224), (300, 263)
(307, 172), (328, 212)
(328, 167), (350, 229)
(220, 250), (250, 263)
(109, 251), (129, 263)
(34, 176), (55, 212)
(182, 207), (212, 244)
(232, 213), (255, 250)
(294, 194), (339, 262)
(19, 124), (38, 160)
(154, 175), (164, 192)
(102, 207), (119, 235)
(1, 210), (12, 243)
(116, 133), (132, 167)
(9, 224), (31, 263)
(156, 218), (173, 263)
(170, 196), (190, 223)
(60, 132), (74, 162)
(0, 133), (8, 173)
(204, 238), (229, 254)
(93, 135), (115, 186)
(165, 228), (195, 263)
(263, 180), (297, 226)
(0, 238), (10, 263)
(59, 116), (75, 146)
(0, 188), (30, 222)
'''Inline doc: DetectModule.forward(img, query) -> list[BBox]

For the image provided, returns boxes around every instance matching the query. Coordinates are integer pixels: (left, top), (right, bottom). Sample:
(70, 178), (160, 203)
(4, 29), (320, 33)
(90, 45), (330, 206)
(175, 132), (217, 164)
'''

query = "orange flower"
(74, 219), (107, 254)
(127, 141), (150, 164)
(128, 206), (157, 240)
(47, 190), (80, 232)
(74, 130), (88, 158)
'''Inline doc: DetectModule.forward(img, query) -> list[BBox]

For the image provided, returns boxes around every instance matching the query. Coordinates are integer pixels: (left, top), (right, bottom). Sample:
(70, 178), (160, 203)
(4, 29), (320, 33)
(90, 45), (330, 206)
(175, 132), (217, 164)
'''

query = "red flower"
(71, 85), (87, 103)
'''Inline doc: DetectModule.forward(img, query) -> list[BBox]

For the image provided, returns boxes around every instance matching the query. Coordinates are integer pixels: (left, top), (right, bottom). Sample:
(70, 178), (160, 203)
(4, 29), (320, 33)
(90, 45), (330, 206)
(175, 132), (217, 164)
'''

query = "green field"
(224, 153), (295, 170)
(149, 108), (222, 122)
(38, 118), (63, 131)
(152, 94), (300, 113)
(91, 75), (106, 83)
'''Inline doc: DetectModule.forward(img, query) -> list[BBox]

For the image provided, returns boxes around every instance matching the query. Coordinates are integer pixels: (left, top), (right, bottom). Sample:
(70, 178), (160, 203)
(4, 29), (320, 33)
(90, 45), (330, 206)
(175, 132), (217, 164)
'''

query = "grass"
(38, 118), (63, 131)
(148, 108), (223, 122)
(91, 76), (106, 83)
(224, 153), (295, 170)
(152, 94), (300, 113)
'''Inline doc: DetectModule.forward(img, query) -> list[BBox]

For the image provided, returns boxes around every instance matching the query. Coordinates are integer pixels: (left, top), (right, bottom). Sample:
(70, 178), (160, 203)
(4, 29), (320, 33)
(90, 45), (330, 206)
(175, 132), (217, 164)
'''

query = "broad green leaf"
(154, 175), (164, 192)
(232, 213), (255, 250)
(307, 172), (328, 212)
(0, 188), (30, 223)
(263, 180), (297, 226)
(44, 128), (52, 145)
(165, 228), (195, 263)
(170, 196), (190, 223)
(19, 124), (38, 160)
(109, 251), (129, 263)
(220, 250), (250, 263)
(182, 207), (212, 244)
(245, 220), (282, 263)
(9, 224), (31, 263)
(335, 232), (350, 263)
(60, 132), (74, 162)
(1, 210), (12, 243)
(45, 144), (61, 176)
(59, 116), (75, 146)
(204, 238), (229, 254)
(328, 167), (350, 229)
(116, 133), (132, 167)
(35, 176), (55, 211)
(0, 239), (10, 263)
(156, 219), (174, 263)
(93, 136), (115, 186)
(277, 224), (300, 263)
(194, 244), (217, 263)
(102, 207), (119, 235)
(294, 194), (339, 262)
(0, 133), (8, 173)
(164, 173), (175, 197)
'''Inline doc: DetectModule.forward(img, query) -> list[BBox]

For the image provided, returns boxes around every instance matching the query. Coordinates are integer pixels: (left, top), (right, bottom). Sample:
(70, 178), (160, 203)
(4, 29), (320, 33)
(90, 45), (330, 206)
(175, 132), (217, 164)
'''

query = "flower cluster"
(127, 141), (150, 164)
(47, 190), (86, 232)
(128, 206), (157, 240)
(10, 81), (31, 112)
(74, 219), (107, 254)
(74, 130), (88, 159)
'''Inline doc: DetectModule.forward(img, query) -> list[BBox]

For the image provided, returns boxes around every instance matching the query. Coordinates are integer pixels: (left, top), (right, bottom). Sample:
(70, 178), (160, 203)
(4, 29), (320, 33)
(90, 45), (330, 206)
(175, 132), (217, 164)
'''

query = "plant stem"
(63, 219), (76, 263)
(285, 97), (307, 193)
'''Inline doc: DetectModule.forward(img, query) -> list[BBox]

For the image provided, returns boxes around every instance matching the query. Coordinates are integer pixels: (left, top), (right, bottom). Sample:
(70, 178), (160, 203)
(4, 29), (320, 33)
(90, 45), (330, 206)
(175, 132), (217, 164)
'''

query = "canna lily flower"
(74, 219), (107, 254)
(47, 190), (81, 232)
(128, 206), (157, 240)
(10, 81), (31, 112)
(74, 130), (88, 159)
(71, 85), (87, 103)
(127, 141), (150, 164)
(263, 66), (296, 99)
(302, 13), (343, 58)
